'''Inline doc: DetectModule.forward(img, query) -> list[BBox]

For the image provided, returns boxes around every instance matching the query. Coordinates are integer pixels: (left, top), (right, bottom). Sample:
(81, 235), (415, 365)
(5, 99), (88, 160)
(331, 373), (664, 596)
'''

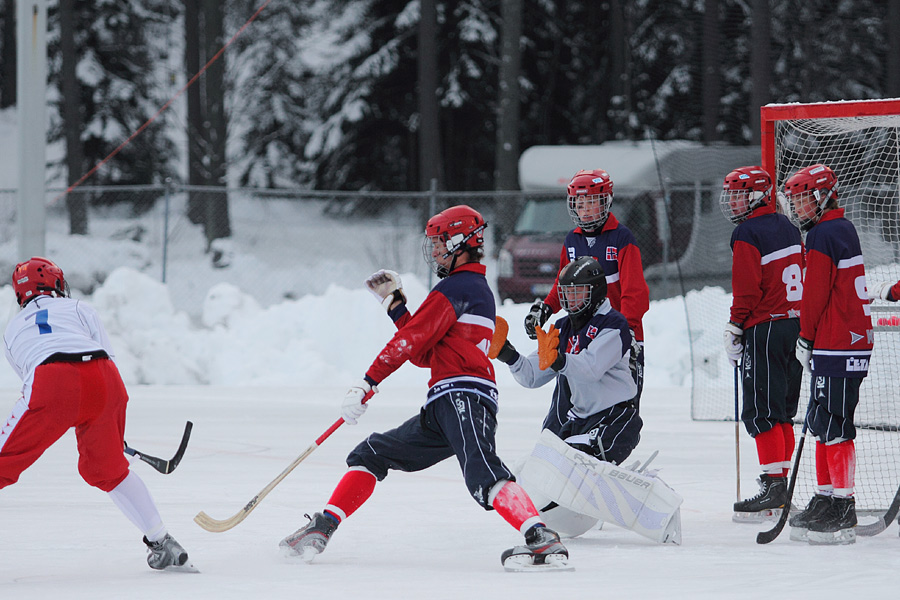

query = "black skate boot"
(788, 494), (832, 542)
(807, 496), (857, 545)
(280, 512), (338, 562)
(500, 525), (571, 572)
(143, 534), (198, 572)
(732, 474), (787, 523)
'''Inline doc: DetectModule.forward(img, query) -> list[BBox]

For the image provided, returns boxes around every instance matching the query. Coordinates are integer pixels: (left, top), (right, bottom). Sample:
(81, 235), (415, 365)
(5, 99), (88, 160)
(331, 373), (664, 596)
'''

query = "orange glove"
(489, 316), (510, 359)
(536, 324), (562, 370)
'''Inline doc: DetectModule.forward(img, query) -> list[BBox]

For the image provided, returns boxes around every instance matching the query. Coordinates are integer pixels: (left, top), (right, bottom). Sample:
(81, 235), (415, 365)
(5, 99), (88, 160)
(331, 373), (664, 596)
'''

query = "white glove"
(795, 337), (813, 373)
(723, 322), (743, 368)
(365, 269), (407, 311)
(341, 380), (378, 425)
(868, 280), (895, 301)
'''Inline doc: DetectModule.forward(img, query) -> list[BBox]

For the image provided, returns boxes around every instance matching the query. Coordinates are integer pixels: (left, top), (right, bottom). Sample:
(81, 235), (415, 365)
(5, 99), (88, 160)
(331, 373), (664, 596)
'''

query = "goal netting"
(688, 99), (900, 512)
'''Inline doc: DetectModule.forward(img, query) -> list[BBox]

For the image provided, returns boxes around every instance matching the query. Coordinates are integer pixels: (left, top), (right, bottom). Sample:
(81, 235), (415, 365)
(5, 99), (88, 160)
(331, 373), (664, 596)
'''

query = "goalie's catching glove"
(536, 324), (566, 371)
(341, 380), (378, 425)
(524, 300), (553, 340)
(365, 269), (407, 311)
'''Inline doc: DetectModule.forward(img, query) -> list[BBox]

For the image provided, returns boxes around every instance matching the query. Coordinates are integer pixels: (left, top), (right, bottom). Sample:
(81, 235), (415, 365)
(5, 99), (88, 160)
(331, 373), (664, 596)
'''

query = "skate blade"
(503, 553), (573, 573)
(732, 508), (781, 524)
(280, 542), (320, 563)
(789, 527), (809, 542)
(160, 561), (200, 573)
(807, 528), (856, 546)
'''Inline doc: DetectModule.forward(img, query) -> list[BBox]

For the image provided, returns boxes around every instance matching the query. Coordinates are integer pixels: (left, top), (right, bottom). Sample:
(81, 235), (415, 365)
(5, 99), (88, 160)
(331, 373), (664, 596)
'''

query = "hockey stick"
(757, 404), (812, 544)
(124, 421), (193, 475)
(856, 482), (900, 536)
(193, 390), (374, 533)
(734, 366), (741, 502)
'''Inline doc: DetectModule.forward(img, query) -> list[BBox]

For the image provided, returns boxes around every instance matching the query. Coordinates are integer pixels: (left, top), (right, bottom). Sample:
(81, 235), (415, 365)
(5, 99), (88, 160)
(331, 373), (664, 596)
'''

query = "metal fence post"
(427, 178), (438, 289)
(162, 178), (172, 283)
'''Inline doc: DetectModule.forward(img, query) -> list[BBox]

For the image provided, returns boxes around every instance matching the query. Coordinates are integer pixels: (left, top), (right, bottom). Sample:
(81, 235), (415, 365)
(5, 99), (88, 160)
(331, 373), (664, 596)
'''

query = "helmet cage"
(567, 193), (612, 230)
(559, 282), (595, 315)
(720, 188), (769, 224)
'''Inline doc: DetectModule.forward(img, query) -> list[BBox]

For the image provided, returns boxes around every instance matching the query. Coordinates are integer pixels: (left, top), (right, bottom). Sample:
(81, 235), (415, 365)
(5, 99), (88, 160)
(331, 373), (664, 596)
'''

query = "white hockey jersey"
(3, 296), (115, 386)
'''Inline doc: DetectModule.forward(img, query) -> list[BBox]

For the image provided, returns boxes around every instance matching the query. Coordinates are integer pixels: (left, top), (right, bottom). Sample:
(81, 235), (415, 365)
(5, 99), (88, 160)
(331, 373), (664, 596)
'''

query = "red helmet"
(782, 164), (838, 231)
(423, 205), (487, 277)
(720, 166), (772, 224)
(567, 169), (613, 230)
(12, 257), (69, 307)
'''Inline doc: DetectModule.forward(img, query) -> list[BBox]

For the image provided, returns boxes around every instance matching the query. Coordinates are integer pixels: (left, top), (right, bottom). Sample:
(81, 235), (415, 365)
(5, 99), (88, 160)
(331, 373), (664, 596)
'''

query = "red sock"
(754, 427), (784, 475)
(825, 440), (856, 495)
(491, 481), (543, 534)
(815, 441), (831, 489)
(780, 422), (795, 477)
(323, 468), (377, 522)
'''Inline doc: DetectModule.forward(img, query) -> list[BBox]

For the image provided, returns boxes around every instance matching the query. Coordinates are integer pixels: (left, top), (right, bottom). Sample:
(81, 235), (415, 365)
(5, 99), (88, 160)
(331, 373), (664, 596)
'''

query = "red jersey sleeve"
(365, 291), (457, 384)
(543, 244), (570, 313)
(729, 240), (763, 326)
(616, 243), (650, 334)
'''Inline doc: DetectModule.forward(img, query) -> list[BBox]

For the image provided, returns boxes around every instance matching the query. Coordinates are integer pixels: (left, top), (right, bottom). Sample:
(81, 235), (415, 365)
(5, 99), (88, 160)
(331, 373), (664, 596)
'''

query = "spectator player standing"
(783, 164), (873, 545)
(1, 257), (195, 571)
(524, 169), (650, 430)
(720, 166), (804, 522)
(280, 205), (570, 571)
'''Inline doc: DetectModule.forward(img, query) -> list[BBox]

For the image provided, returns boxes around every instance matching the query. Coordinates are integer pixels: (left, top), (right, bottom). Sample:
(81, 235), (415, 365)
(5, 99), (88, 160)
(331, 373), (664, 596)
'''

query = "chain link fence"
(1, 183), (733, 320)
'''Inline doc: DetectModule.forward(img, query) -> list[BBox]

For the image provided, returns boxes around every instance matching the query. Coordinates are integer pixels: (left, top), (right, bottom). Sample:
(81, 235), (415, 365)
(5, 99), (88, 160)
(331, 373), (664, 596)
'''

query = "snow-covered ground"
(3, 384), (896, 599)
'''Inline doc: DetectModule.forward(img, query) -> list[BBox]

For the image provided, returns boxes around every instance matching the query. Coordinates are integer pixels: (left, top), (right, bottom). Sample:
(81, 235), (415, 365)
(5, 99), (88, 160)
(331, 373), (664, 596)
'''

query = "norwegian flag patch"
(606, 246), (618, 261)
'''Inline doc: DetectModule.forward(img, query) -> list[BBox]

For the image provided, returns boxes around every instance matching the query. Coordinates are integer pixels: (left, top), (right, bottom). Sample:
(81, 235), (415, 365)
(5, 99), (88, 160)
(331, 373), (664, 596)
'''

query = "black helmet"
(557, 257), (607, 316)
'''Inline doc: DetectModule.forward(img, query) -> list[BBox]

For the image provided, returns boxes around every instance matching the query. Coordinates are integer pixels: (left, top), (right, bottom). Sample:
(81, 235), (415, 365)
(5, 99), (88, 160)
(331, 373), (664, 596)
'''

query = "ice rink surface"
(2, 383), (896, 599)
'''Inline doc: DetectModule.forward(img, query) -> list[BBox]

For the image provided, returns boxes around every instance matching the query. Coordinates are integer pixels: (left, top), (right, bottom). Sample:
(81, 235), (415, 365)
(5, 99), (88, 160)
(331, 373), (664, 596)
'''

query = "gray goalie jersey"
(509, 298), (637, 419)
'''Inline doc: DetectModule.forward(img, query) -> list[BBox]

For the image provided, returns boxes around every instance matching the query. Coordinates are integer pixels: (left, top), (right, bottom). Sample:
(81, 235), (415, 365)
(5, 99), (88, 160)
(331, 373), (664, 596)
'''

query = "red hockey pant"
(0, 359), (130, 492)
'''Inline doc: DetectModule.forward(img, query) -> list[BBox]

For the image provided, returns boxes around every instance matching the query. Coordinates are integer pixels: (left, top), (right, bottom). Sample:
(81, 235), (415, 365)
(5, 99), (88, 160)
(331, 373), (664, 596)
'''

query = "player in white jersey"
(1, 257), (195, 571)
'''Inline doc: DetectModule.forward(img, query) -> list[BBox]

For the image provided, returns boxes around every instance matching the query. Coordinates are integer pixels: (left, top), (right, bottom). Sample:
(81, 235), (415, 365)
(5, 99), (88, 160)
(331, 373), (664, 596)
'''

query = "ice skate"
(501, 526), (572, 572)
(788, 494), (832, 542)
(732, 474), (787, 523)
(807, 496), (857, 545)
(144, 534), (198, 573)
(280, 512), (338, 562)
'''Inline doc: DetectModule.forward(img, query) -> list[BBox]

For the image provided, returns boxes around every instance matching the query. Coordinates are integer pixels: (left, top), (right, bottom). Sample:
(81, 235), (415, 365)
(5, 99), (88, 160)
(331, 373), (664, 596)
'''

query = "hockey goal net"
(689, 98), (900, 512)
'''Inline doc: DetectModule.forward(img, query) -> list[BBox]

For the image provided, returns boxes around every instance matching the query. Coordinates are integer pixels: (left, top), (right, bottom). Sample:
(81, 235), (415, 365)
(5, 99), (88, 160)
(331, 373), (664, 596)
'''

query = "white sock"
(108, 470), (167, 542)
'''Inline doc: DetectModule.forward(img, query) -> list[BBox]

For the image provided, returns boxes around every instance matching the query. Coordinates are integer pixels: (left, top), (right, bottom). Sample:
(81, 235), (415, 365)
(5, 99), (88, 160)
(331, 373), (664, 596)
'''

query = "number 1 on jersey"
(32, 309), (52, 334)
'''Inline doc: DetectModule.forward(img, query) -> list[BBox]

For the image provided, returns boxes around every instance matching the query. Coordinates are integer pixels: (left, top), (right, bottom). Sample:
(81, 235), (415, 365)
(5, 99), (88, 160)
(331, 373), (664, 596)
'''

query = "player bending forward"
(280, 205), (570, 571)
(493, 257), (682, 545)
(1, 258), (196, 571)
(783, 165), (873, 545)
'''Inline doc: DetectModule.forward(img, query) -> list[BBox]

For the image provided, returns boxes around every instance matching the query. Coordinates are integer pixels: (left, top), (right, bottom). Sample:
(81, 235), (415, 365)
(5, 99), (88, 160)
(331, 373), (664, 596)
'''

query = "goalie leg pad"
(517, 429), (683, 545)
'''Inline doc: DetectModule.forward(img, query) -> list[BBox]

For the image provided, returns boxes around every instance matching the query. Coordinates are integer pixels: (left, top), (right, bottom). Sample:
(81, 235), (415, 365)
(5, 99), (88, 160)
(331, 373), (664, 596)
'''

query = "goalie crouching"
(491, 257), (682, 544)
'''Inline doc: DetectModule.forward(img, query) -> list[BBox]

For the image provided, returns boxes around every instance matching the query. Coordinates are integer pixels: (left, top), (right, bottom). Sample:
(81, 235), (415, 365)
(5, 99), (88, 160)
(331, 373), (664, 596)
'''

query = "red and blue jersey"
(729, 204), (804, 329)
(543, 213), (650, 340)
(800, 209), (873, 378)
(365, 263), (498, 408)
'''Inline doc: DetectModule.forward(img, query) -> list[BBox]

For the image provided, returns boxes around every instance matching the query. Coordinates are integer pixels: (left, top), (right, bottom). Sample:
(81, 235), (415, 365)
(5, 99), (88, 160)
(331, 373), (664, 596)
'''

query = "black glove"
(496, 340), (520, 365)
(524, 300), (553, 340)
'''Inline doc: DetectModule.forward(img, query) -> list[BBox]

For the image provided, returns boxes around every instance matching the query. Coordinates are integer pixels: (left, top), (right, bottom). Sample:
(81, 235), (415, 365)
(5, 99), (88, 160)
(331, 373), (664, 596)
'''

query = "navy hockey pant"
(806, 375), (863, 444)
(740, 318), (802, 437)
(346, 390), (514, 509)
(557, 401), (642, 465)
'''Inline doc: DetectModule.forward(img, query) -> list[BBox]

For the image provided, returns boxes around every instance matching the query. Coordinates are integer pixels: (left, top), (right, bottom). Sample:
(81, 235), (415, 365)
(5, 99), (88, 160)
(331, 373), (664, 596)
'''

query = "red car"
(496, 197), (573, 303)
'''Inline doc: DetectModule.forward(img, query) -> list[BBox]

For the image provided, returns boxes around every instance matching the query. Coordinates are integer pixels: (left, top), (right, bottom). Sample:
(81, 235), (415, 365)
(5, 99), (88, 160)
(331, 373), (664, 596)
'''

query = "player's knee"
(80, 466), (128, 492)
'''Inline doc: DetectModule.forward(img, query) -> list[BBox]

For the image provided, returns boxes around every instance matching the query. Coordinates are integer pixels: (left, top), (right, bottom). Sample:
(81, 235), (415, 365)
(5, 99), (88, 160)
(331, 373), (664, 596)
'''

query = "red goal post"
(757, 98), (900, 513)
